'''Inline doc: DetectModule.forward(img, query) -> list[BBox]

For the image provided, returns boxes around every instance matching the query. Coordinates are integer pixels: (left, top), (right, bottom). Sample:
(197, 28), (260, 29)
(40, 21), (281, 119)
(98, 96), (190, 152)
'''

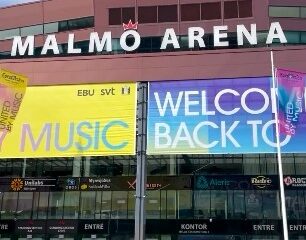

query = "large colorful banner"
(0, 83), (137, 158)
(147, 77), (306, 154)
(276, 69), (305, 136)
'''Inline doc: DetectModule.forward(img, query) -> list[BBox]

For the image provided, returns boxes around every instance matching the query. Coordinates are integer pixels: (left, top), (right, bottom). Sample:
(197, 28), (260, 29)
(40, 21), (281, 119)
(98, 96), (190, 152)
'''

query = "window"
(0, 28), (19, 40)
(109, 8), (121, 25)
(20, 24), (43, 37)
(262, 191), (280, 219)
(48, 192), (64, 219)
(302, 7), (306, 18)
(238, 0), (252, 18)
(44, 22), (58, 34)
(228, 190), (245, 219)
(194, 191), (210, 218)
(158, 5), (177, 22)
(211, 190), (227, 219)
(245, 191), (262, 219)
(36, 192), (49, 219)
(67, 17), (94, 31)
(178, 190), (193, 219)
(202, 2), (221, 20)
(286, 31), (301, 44)
(138, 6), (157, 23)
(122, 7), (135, 23)
(1, 192), (18, 219)
(17, 192), (33, 219)
(301, 32), (306, 43)
(146, 191), (161, 219)
(63, 191), (80, 219)
(112, 191), (128, 219)
(109, 8), (135, 25)
(181, 4), (200, 21)
(269, 6), (300, 18)
(80, 191), (96, 219)
(224, 1), (239, 19)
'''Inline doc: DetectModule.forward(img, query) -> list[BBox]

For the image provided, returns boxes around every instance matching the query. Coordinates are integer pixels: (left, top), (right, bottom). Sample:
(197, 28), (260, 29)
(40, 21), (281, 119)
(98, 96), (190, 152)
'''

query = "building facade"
(0, 0), (306, 239)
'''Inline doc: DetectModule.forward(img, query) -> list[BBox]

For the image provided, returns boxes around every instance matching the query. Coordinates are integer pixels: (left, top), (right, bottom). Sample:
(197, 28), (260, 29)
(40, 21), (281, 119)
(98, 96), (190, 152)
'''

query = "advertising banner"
(276, 69), (305, 136)
(0, 83), (136, 158)
(0, 69), (28, 149)
(147, 77), (306, 154)
(195, 175), (279, 190)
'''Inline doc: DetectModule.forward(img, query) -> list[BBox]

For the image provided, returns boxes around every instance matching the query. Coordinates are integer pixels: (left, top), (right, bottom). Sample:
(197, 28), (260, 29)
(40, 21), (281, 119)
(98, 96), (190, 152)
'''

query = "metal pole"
(134, 82), (148, 240)
(270, 50), (289, 240)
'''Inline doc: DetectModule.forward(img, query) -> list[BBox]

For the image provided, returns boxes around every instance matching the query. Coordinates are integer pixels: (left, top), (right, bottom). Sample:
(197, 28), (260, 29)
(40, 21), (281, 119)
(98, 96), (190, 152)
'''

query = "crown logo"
(123, 19), (138, 31)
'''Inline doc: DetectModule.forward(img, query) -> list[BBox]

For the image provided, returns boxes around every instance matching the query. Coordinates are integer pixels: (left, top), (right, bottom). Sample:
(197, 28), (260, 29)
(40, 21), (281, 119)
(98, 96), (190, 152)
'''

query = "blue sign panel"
(147, 77), (306, 154)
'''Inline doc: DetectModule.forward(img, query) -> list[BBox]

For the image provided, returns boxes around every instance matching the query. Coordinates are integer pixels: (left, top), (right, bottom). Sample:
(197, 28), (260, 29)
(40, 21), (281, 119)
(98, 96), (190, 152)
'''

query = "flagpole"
(270, 50), (289, 240)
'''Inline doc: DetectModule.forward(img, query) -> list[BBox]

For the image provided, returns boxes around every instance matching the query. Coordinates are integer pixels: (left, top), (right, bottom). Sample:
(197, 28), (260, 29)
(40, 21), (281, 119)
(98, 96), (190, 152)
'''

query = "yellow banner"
(0, 69), (28, 132)
(0, 83), (137, 158)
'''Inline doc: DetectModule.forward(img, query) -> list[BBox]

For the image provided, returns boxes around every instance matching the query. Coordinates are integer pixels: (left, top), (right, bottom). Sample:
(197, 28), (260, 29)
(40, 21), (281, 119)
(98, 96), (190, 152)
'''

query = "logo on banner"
(0, 83), (136, 158)
(10, 178), (24, 191)
(196, 176), (231, 189)
(251, 176), (272, 189)
(284, 176), (306, 187)
(127, 179), (163, 190)
(196, 176), (209, 190)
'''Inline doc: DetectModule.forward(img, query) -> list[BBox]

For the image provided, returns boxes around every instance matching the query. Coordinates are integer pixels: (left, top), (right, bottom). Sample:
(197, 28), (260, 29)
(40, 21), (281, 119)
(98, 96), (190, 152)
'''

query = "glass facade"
(0, 155), (306, 239)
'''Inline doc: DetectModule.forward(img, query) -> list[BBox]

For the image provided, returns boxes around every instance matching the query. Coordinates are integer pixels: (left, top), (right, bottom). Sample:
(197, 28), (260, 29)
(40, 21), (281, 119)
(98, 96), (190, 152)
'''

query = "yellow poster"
(0, 69), (28, 150)
(0, 83), (137, 158)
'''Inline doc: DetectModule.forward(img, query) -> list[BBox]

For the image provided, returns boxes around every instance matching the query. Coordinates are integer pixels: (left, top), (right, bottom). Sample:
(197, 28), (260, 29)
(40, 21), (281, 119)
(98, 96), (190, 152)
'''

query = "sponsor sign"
(126, 176), (191, 191)
(11, 178), (56, 192)
(147, 77), (306, 154)
(80, 178), (111, 191)
(0, 83), (137, 158)
(57, 178), (80, 191)
(251, 176), (273, 189)
(195, 175), (278, 190)
(284, 176), (306, 188)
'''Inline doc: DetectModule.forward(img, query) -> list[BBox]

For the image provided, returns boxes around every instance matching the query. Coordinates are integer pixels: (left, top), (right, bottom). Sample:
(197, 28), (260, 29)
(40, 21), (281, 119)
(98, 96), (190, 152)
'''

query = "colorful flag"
(276, 68), (305, 136)
(0, 69), (28, 149)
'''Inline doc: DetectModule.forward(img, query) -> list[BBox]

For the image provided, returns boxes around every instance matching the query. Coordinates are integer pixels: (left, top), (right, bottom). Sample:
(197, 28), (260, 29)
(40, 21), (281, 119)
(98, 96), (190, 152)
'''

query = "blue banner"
(147, 77), (306, 154)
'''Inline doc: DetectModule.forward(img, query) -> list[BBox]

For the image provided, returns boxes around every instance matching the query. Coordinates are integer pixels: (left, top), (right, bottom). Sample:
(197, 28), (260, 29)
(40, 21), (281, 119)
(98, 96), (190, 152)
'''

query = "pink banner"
(276, 69), (305, 136)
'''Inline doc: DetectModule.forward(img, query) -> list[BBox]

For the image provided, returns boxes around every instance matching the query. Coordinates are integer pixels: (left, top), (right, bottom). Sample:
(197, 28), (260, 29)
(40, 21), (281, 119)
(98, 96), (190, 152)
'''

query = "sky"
(0, 0), (40, 8)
